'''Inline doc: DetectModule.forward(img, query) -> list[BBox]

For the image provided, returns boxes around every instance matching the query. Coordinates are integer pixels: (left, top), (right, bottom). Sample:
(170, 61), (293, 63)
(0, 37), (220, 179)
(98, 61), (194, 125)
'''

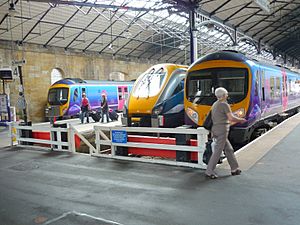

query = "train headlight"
(153, 105), (163, 115)
(62, 108), (68, 115)
(233, 108), (245, 118)
(186, 107), (198, 124)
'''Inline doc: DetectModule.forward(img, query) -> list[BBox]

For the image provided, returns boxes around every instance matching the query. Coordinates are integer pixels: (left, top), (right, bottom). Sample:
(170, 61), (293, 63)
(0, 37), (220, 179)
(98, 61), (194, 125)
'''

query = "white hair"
(215, 87), (228, 99)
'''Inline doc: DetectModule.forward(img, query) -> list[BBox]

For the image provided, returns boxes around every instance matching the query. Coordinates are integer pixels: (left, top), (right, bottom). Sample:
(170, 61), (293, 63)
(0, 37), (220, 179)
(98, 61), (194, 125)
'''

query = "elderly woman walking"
(205, 87), (246, 179)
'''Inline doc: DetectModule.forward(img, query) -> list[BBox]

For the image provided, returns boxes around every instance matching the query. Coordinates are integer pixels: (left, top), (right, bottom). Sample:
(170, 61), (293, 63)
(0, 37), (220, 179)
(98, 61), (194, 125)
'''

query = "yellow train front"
(123, 64), (188, 127)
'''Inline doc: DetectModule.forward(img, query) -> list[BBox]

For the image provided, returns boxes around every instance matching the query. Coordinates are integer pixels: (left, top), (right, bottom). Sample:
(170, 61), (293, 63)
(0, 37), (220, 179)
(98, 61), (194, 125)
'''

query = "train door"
(281, 69), (288, 111)
(117, 85), (128, 111)
(259, 67), (266, 116)
(79, 86), (87, 103)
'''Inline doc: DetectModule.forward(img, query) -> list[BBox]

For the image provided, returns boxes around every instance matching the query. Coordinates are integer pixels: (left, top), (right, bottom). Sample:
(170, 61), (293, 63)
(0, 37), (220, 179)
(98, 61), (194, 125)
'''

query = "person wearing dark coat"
(101, 93), (111, 123)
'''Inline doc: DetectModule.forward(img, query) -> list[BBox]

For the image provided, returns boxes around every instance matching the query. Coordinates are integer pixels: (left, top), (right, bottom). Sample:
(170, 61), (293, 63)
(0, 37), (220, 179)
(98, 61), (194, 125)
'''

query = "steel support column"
(189, 10), (197, 64)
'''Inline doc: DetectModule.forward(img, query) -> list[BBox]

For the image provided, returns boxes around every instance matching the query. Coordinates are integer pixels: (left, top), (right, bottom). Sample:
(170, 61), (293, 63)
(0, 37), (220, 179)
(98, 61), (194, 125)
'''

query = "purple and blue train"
(184, 50), (300, 145)
(46, 78), (133, 118)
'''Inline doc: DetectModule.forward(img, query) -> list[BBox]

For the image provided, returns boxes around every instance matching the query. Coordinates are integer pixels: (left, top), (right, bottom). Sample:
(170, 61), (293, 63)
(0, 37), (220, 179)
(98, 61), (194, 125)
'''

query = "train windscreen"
(187, 68), (248, 105)
(132, 68), (167, 98)
(48, 88), (69, 105)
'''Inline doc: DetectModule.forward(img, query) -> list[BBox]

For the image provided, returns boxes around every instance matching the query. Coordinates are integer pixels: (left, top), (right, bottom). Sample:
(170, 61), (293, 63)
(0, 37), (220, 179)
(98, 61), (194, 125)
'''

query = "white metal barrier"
(93, 126), (209, 169)
(9, 122), (209, 169)
(9, 122), (71, 152)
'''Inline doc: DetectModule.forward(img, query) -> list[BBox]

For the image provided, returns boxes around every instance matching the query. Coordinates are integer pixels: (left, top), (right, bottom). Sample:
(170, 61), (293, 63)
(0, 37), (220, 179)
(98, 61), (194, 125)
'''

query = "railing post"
(57, 129), (62, 150)
(50, 129), (54, 150)
(175, 125), (192, 162)
(68, 125), (76, 153)
(197, 127), (207, 167)
(110, 128), (116, 157)
(95, 127), (100, 155)
(8, 122), (13, 146)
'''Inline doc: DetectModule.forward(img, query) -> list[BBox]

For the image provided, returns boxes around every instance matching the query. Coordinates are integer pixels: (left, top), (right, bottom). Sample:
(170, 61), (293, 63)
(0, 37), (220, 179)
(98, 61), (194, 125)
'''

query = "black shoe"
(205, 173), (218, 179)
(231, 169), (242, 176)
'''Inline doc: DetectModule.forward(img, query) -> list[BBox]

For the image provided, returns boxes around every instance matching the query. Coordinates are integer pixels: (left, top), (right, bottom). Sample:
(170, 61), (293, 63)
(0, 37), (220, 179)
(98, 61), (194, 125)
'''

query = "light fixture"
(8, 2), (18, 17)
(178, 44), (185, 50)
(108, 43), (114, 52)
(124, 30), (132, 39)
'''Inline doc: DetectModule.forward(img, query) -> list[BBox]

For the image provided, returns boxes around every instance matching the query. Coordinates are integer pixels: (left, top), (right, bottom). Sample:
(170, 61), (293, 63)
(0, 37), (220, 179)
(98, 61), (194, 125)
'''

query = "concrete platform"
(0, 114), (300, 225)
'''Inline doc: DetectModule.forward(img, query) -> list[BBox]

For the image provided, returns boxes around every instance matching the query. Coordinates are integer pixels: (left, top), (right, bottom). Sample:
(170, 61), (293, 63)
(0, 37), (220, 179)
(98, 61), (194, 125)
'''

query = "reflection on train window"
(275, 77), (281, 97)
(48, 88), (69, 105)
(270, 77), (275, 98)
(171, 82), (184, 97)
(132, 69), (167, 98)
(73, 88), (78, 102)
(187, 68), (247, 105)
(254, 71), (259, 96)
(217, 72), (245, 95)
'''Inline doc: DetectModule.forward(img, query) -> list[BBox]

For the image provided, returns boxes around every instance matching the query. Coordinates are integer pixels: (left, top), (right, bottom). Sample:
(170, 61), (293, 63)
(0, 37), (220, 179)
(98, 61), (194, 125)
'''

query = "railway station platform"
(0, 113), (300, 225)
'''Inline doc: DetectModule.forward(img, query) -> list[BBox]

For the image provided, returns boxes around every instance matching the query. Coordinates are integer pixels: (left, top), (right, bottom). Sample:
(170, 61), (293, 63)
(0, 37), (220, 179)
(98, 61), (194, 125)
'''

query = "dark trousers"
(101, 110), (110, 123)
(81, 110), (89, 123)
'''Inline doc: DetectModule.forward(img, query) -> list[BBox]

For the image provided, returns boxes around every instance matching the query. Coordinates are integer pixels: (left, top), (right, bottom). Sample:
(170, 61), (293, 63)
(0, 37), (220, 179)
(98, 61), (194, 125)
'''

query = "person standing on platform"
(205, 87), (246, 179)
(80, 93), (90, 124)
(101, 93), (110, 123)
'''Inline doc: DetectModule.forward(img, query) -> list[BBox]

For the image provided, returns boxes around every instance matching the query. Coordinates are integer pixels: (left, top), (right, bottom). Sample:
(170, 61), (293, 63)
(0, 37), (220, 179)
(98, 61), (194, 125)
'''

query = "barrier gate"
(9, 123), (209, 169)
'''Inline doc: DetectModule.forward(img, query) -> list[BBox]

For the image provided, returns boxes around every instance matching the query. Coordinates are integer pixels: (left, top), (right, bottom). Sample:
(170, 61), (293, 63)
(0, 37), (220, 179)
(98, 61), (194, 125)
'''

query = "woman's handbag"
(203, 111), (213, 130)
(202, 139), (213, 165)
(202, 138), (223, 165)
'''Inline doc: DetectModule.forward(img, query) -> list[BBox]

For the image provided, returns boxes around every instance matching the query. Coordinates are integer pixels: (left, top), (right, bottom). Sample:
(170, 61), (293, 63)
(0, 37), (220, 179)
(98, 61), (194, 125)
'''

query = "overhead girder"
(243, 0), (291, 32)
(43, 0), (89, 47)
(21, 6), (52, 43)
(99, 10), (148, 54)
(237, 37), (259, 53)
(197, 20), (235, 45)
(83, 4), (128, 52)
(1, 0), (299, 64)
(223, 2), (252, 24)
(27, 0), (175, 12)
(65, 13), (102, 50)
(253, 5), (300, 38)
(271, 25), (300, 46)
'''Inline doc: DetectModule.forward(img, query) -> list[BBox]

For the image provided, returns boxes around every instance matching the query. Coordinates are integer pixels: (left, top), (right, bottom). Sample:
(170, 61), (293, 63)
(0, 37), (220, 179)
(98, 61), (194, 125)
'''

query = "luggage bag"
(90, 110), (101, 122)
(109, 109), (119, 121)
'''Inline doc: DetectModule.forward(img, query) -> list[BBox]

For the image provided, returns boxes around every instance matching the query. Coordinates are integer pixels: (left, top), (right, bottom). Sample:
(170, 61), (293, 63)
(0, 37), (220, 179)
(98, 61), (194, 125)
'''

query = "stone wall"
(0, 42), (151, 122)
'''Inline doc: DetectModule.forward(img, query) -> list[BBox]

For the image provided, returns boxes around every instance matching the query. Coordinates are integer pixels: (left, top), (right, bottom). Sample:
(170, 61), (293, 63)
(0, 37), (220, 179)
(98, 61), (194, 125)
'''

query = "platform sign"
(0, 94), (8, 113)
(112, 130), (127, 144)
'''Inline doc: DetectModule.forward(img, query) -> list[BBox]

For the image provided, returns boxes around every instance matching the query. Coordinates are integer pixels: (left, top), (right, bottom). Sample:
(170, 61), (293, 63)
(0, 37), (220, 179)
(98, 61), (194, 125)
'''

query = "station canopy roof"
(0, 0), (299, 67)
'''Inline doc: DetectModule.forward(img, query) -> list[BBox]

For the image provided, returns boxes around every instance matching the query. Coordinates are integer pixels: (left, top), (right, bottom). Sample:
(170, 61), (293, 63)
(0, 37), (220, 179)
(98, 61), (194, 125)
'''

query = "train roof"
(52, 78), (134, 86)
(190, 50), (299, 75)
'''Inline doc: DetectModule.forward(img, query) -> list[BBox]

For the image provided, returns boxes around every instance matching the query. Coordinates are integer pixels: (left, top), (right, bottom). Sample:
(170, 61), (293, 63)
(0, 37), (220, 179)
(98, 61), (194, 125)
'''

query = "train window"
(270, 77), (276, 98)
(217, 71), (246, 95)
(171, 83), (183, 97)
(73, 88), (78, 102)
(254, 71), (259, 96)
(124, 87), (128, 92)
(132, 70), (167, 98)
(48, 88), (69, 105)
(276, 77), (281, 97)
(186, 68), (248, 105)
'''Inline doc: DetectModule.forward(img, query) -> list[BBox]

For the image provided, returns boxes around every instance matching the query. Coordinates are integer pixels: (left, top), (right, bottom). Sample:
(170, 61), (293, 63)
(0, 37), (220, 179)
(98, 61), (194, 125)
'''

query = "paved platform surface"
(0, 115), (300, 225)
